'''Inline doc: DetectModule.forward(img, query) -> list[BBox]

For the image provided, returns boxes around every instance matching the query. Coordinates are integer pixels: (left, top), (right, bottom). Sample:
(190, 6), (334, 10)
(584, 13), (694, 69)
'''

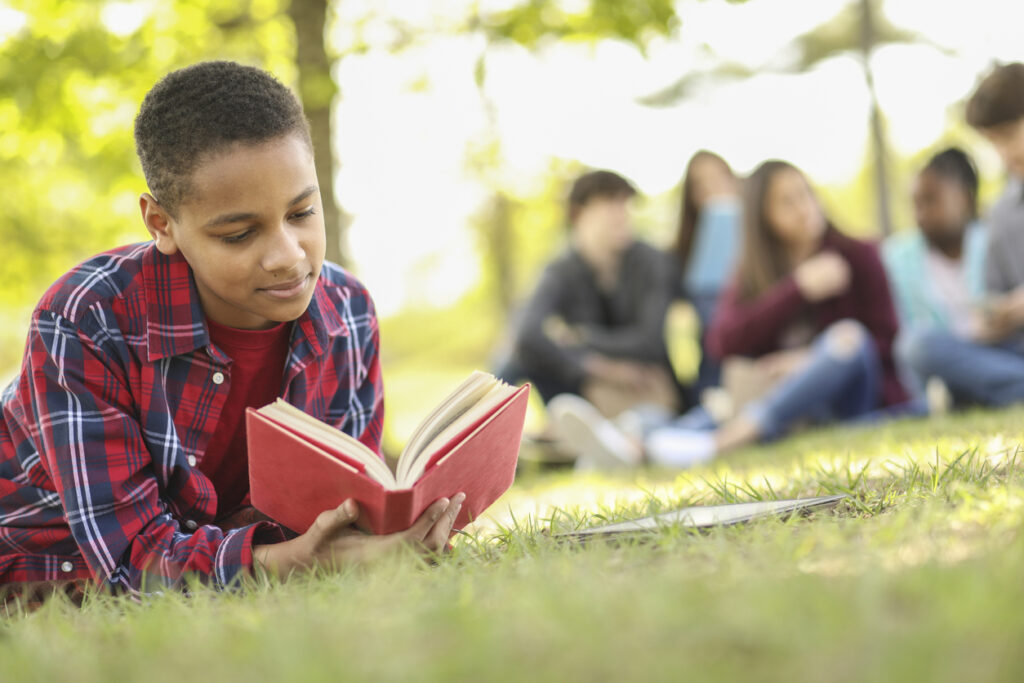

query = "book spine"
(379, 489), (417, 535)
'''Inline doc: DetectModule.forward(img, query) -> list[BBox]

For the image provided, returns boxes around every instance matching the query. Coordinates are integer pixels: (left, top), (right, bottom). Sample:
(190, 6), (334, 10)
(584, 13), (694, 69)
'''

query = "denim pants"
(742, 320), (882, 439)
(644, 319), (882, 441)
(900, 328), (1024, 407)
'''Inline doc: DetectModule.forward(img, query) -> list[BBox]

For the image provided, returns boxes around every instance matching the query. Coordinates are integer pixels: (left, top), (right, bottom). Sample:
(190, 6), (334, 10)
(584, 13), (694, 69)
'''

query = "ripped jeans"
(744, 319), (882, 439)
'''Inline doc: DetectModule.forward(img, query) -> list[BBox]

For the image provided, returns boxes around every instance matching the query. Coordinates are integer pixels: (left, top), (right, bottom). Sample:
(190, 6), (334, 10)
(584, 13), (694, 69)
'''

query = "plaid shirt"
(0, 242), (383, 593)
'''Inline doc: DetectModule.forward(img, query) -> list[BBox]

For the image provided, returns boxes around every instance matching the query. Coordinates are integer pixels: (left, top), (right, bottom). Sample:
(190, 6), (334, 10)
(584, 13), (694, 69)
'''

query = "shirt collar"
(141, 244), (347, 363)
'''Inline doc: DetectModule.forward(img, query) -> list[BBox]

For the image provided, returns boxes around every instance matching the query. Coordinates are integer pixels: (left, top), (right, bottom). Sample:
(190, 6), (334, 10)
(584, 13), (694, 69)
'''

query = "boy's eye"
(221, 229), (253, 244)
(291, 207), (317, 221)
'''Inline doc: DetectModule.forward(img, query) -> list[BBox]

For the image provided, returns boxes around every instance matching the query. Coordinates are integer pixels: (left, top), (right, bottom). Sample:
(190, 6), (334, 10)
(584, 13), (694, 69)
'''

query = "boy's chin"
(248, 297), (314, 327)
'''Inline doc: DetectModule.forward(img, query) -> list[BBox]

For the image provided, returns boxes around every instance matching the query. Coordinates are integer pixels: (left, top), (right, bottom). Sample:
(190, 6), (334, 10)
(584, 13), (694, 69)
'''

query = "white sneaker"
(547, 394), (642, 470)
(645, 428), (716, 469)
(925, 377), (952, 416)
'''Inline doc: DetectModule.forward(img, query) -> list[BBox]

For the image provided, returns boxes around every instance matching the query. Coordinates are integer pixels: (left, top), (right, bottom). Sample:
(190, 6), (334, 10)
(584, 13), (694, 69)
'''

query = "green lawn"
(3, 406), (1024, 682)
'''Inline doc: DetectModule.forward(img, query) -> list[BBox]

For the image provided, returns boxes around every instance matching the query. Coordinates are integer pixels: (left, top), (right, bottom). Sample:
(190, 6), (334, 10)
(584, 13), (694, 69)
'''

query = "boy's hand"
(253, 493), (465, 578)
(583, 355), (649, 391)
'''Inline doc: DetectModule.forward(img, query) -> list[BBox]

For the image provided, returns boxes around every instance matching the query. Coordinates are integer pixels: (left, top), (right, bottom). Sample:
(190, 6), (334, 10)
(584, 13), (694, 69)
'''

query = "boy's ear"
(140, 193), (179, 255)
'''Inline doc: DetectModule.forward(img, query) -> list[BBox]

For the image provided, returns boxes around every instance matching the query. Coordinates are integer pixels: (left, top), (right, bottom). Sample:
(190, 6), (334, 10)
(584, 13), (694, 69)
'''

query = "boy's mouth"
(259, 274), (310, 300)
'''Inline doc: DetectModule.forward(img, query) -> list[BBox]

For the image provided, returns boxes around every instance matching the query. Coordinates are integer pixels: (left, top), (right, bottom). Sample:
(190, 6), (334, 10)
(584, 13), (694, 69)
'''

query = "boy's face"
(572, 195), (635, 260)
(982, 117), (1024, 179)
(142, 133), (326, 329)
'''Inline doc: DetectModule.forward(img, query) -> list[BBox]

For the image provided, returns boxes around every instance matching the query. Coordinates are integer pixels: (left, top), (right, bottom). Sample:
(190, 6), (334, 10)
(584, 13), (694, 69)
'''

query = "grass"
(3, 406), (1024, 682)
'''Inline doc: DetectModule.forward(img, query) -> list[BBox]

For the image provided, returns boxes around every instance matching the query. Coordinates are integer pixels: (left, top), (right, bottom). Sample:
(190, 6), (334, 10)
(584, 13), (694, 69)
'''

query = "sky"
(334, 0), (1024, 316)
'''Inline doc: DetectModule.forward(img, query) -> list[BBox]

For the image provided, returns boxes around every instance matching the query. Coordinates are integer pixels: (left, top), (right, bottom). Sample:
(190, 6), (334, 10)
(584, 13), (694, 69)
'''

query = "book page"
(258, 400), (399, 489)
(396, 382), (516, 488)
(394, 371), (498, 484)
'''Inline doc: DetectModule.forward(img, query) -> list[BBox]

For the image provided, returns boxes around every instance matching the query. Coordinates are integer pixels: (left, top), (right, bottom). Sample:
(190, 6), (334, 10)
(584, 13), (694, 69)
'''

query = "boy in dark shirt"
(0, 61), (463, 597)
(510, 170), (680, 421)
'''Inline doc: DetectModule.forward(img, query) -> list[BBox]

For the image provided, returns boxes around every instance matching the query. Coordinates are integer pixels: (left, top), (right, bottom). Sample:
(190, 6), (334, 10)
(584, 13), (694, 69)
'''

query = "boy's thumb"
(314, 499), (359, 534)
(336, 499), (359, 524)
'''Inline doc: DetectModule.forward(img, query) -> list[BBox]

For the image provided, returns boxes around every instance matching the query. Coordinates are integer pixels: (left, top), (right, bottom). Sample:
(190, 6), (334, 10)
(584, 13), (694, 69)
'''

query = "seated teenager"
(550, 161), (906, 468)
(510, 170), (681, 423)
(0, 62), (464, 599)
(881, 148), (991, 403)
(668, 151), (742, 391)
(896, 64), (1024, 407)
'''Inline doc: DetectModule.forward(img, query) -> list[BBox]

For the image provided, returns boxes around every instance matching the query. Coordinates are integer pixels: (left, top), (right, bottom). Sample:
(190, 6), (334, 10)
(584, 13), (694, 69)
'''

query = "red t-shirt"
(203, 318), (292, 518)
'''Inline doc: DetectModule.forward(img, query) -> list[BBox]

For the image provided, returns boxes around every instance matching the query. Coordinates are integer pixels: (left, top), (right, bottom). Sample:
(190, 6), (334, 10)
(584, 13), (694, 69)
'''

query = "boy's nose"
(262, 225), (305, 273)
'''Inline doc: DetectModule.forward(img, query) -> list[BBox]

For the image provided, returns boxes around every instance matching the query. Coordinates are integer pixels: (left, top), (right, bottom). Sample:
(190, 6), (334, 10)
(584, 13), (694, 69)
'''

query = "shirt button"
(60, 561), (74, 573)
(187, 454), (197, 467)
(212, 371), (225, 385)
(184, 520), (198, 530)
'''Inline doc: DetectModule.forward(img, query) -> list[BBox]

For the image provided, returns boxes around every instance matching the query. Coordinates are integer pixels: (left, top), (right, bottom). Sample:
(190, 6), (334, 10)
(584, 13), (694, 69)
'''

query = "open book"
(246, 372), (530, 535)
(554, 495), (846, 540)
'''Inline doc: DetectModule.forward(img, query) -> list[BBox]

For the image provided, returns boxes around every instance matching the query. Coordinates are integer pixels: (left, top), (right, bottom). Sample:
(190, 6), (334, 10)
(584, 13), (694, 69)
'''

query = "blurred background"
(2, 0), (1023, 453)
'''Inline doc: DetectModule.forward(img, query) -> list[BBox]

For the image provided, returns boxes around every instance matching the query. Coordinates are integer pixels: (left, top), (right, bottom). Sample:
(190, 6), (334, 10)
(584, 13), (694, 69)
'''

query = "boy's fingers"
(403, 498), (451, 543)
(424, 493), (465, 551)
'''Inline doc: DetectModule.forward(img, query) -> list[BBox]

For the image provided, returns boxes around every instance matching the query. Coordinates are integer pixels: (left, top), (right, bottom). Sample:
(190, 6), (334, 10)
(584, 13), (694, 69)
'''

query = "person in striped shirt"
(0, 61), (462, 599)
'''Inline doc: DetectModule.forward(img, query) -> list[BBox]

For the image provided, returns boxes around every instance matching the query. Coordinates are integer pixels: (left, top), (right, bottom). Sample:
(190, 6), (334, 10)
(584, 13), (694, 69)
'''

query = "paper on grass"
(559, 495), (846, 538)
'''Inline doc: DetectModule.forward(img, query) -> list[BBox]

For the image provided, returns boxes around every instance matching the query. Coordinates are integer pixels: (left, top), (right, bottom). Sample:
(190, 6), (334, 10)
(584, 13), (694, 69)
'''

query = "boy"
(0, 61), (463, 597)
(898, 64), (1024, 406)
(508, 170), (680, 423)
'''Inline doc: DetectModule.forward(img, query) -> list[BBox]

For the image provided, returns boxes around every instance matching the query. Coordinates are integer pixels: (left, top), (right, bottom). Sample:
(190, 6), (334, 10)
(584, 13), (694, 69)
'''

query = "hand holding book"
(253, 494), (466, 576)
(246, 371), (530, 536)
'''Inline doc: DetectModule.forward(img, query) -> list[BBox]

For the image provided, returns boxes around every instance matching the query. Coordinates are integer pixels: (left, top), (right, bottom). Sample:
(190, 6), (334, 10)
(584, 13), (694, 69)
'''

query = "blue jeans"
(901, 328), (1024, 407)
(641, 320), (882, 441)
(744, 320), (881, 440)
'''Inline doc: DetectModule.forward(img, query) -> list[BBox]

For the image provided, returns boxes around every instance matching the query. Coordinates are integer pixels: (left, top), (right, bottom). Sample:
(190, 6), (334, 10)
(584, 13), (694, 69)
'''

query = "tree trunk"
(859, 0), (894, 236)
(488, 193), (515, 314)
(474, 51), (516, 315)
(288, 0), (347, 265)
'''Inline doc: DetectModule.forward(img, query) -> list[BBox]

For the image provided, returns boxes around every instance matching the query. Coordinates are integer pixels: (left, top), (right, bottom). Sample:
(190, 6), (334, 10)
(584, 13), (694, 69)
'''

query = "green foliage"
(0, 0), (297, 300)
(0, 0), (298, 370)
(479, 0), (679, 51)
(789, 0), (922, 71)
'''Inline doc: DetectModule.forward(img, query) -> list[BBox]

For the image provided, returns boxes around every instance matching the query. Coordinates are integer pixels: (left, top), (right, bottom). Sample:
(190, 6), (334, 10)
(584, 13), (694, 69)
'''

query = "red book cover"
(247, 384), (530, 535)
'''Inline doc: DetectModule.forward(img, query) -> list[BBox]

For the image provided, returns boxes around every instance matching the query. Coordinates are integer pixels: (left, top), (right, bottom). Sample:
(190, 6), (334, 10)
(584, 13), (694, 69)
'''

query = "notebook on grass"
(555, 495), (846, 540)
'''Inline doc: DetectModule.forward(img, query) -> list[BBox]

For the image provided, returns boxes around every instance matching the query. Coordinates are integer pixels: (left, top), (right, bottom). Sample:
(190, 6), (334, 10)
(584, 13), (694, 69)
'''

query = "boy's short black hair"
(966, 63), (1024, 130)
(134, 60), (311, 217)
(567, 170), (637, 226)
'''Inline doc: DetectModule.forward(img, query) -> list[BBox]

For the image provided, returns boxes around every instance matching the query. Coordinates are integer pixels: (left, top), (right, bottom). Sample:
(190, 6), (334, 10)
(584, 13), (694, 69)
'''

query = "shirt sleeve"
(349, 300), (385, 454)
(984, 228), (1015, 295)
(29, 308), (284, 594)
(513, 264), (587, 391)
(880, 238), (929, 329)
(706, 275), (807, 360)
(850, 243), (903, 390)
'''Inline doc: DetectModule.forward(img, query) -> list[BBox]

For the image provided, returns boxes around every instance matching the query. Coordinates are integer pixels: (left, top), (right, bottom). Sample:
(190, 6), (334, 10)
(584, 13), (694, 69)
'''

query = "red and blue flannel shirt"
(0, 242), (383, 593)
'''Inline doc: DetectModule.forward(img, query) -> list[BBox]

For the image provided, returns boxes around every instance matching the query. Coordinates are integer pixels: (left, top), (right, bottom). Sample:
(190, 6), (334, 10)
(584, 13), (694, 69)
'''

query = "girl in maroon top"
(635, 160), (907, 464)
